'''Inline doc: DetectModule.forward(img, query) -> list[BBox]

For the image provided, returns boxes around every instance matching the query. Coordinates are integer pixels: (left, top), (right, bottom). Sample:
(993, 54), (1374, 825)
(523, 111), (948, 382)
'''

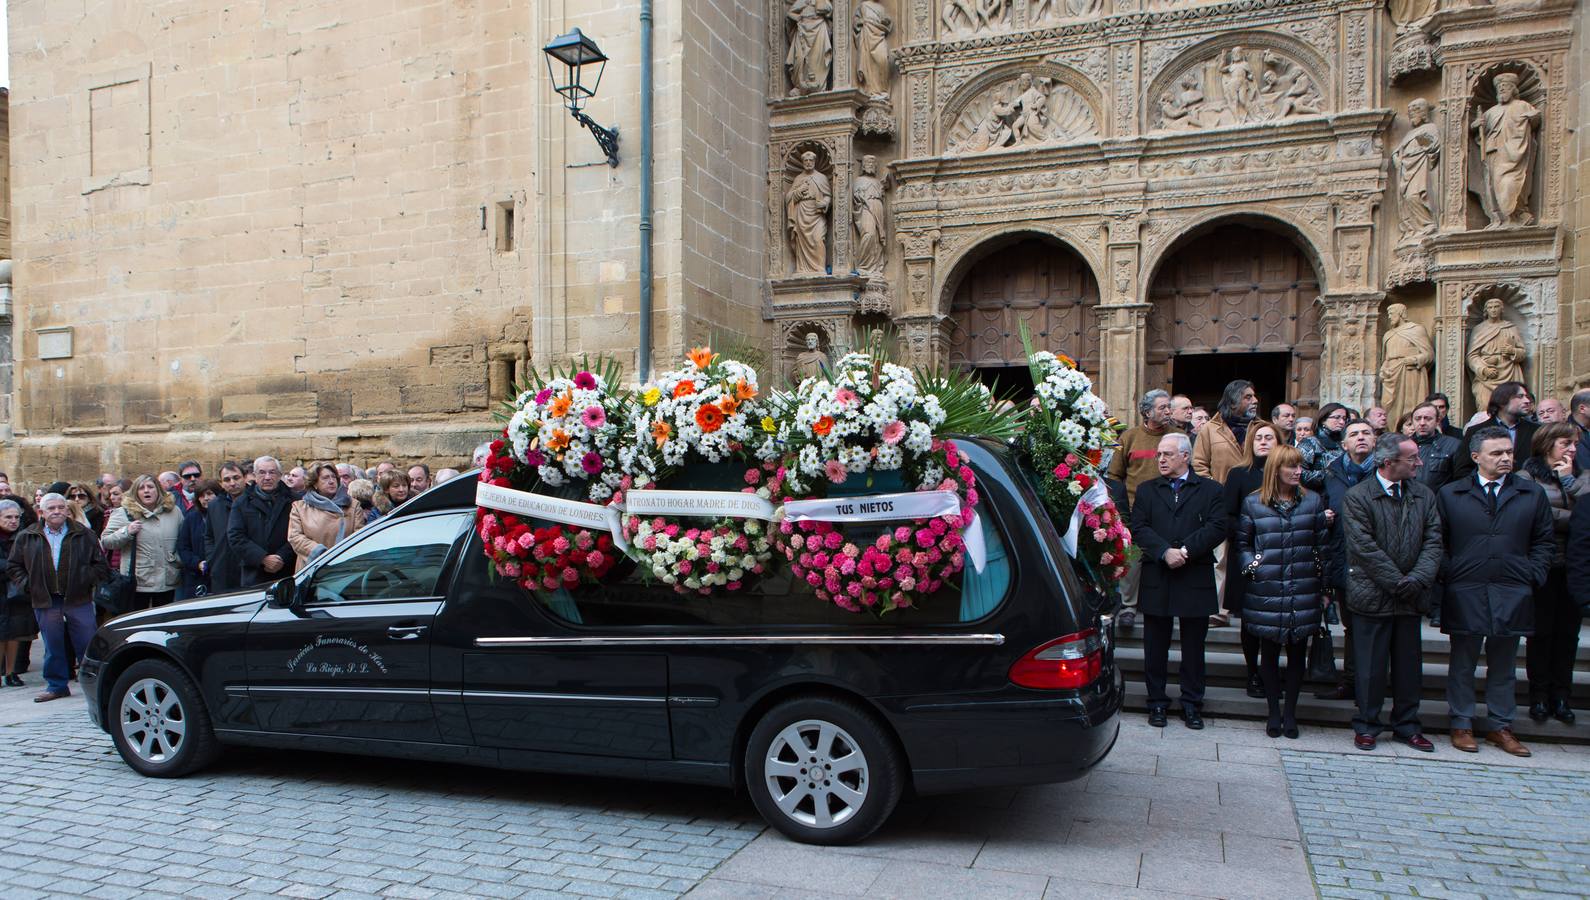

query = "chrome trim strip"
(475, 633), (1005, 647)
(243, 685), (432, 697)
(457, 690), (666, 705)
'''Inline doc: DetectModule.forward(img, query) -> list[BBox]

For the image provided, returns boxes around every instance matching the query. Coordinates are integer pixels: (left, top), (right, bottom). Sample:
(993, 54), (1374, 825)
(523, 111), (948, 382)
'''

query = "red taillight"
(1009, 629), (1104, 690)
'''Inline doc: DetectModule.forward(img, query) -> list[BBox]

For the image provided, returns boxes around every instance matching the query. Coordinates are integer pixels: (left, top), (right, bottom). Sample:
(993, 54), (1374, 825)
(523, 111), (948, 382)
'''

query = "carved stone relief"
(1469, 70), (1542, 229)
(946, 72), (1099, 153)
(786, 0), (835, 97)
(941, 0), (1010, 37)
(852, 155), (889, 277)
(785, 148), (834, 274)
(1465, 292), (1527, 412)
(1394, 98), (1440, 243)
(855, 0), (893, 100)
(1030, 0), (1101, 25)
(1152, 46), (1324, 132)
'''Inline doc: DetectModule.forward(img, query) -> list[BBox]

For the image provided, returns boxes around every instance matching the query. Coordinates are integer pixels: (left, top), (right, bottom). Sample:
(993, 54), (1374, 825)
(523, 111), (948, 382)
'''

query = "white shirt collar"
(1375, 472), (1400, 495)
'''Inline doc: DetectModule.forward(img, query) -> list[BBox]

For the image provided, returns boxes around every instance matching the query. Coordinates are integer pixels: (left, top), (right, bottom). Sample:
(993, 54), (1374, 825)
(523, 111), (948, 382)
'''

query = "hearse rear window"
(511, 486), (1015, 628)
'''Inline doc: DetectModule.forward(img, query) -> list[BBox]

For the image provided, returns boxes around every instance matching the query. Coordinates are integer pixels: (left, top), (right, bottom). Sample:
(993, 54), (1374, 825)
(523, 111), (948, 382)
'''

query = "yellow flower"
(642, 387), (662, 407)
(760, 416), (776, 433)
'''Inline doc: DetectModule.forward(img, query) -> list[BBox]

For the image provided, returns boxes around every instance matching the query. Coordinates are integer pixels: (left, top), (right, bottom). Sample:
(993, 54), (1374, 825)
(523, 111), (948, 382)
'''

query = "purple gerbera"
(534, 388), (553, 405)
(581, 451), (603, 474)
(525, 448), (547, 467)
(573, 371), (597, 390)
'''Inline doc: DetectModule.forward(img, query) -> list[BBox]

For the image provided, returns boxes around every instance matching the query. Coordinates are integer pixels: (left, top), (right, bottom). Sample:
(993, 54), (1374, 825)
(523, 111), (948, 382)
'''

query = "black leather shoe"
(1554, 699), (1577, 725)
(1353, 733), (1376, 751)
(1314, 683), (1353, 701)
(1529, 701), (1550, 722)
(2, 674), (19, 687)
(1265, 722), (1282, 739)
(1148, 707), (1168, 728)
(1246, 675), (1263, 699)
(1181, 707), (1204, 730)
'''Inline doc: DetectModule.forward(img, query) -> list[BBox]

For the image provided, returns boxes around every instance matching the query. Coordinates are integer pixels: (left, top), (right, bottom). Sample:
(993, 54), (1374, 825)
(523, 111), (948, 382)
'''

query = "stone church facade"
(1, 0), (1586, 478)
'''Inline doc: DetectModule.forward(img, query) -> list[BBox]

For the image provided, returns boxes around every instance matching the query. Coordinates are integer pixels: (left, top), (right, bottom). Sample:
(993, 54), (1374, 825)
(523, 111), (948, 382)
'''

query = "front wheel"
(743, 696), (903, 845)
(108, 659), (221, 777)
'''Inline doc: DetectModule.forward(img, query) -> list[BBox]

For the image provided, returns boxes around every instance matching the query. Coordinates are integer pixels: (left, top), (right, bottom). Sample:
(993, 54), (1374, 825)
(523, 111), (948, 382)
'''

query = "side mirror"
(265, 577), (298, 609)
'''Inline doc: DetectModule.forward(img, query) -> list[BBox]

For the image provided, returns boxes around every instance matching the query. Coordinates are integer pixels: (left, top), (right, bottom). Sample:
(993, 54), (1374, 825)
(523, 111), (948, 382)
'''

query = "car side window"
(305, 512), (471, 605)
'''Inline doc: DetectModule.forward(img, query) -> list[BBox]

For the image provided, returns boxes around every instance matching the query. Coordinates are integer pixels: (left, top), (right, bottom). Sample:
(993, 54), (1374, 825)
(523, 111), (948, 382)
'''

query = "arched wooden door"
(1146, 224), (1323, 409)
(948, 238), (1101, 374)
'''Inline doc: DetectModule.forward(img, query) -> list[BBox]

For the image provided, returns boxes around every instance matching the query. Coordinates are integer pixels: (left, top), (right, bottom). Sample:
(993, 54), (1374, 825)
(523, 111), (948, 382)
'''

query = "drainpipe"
(637, 0), (655, 382)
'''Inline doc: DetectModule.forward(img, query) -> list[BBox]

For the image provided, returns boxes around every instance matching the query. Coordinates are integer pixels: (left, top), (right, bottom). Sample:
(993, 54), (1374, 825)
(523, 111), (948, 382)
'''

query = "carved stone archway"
(944, 234), (1102, 375)
(1145, 218), (1326, 409)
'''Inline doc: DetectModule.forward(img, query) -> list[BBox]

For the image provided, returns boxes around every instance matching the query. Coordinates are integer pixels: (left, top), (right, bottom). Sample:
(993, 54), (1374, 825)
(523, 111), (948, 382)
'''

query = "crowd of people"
(1109, 380), (1590, 756)
(0, 447), (488, 704)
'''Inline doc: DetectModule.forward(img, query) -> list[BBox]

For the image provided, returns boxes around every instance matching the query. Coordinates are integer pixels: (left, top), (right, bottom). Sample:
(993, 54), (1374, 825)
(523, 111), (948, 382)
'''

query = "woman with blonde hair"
(1236, 445), (1332, 738)
(288, 464), (366, 573)
(101, 474), (185, 609)
(1217, 419), (1279, 687)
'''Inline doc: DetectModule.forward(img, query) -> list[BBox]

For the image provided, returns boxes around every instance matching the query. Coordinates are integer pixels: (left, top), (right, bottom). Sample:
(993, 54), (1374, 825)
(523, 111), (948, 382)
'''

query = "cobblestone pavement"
(1, 709), (763, 899)
(1284, 751), (1590, 899)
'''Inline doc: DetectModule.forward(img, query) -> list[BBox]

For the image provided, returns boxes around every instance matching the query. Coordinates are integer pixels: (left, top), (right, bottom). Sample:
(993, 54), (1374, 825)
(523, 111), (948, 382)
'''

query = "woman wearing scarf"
(1299, 402), (1350, 490)
(101, 475), (185, 609)
(288, 464), (366, 572)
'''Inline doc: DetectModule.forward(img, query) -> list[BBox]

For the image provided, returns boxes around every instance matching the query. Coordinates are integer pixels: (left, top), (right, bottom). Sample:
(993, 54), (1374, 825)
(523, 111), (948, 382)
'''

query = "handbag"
(94, 531), (138, 615)
(1306, 619), (1337, 683)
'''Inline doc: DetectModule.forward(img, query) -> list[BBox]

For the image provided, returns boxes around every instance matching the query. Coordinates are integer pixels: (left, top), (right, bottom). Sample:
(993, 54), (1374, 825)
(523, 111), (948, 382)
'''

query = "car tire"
(108, 658), (221, 778)
(744, 696), (903, 845)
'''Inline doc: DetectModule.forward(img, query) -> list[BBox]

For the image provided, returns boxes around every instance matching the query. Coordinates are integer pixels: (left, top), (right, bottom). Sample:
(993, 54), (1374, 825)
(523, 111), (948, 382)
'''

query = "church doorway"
(1146, 222), (1323, 410)
(947, 235), (1100, 402)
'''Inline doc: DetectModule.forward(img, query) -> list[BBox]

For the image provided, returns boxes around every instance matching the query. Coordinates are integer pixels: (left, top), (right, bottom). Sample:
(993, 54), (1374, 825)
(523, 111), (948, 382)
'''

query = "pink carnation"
(1093, 528), (1109, 543)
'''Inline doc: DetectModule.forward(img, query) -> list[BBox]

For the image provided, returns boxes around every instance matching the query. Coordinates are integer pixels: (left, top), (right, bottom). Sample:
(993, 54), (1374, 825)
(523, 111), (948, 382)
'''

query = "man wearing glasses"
(174, 461), (203, 513)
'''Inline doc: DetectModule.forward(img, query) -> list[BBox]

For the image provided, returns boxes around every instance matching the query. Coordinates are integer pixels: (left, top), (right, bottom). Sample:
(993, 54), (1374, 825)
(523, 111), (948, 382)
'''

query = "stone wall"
(1569, 4), (1590, 390)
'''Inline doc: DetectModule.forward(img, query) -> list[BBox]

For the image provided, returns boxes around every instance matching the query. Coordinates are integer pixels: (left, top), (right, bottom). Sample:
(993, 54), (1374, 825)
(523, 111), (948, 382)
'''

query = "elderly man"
(1437, 427), (1554, 757)
(284, 466), (309, 499)
(1534, 396), (1565, 425)
(1410, 402), (1463, 487)
(408, 464), (433, 495)
(433, 468), (461, 485)
(1107, 390), (1174, 629)
(1316, 419), (1379, 701)
(227, 456), (297, 587)
(1342, 433), (1442, 751)
(97, 473), (119, 508)
(1130, 433), (1228, 730)
(8, 493), (112, 702)
(1169, 395), (1194, 435)
(158, 471), (182, 495)
(175, 460), (203, 513)
(1366, 407), (1389, 435)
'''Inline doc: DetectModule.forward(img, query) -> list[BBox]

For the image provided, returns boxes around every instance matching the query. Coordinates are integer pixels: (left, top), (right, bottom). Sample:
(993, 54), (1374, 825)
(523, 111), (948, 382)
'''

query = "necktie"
(1391, 482), (1402, 501)
(1171, 478), (1184, 503)
(1484, 481), (1498, 513)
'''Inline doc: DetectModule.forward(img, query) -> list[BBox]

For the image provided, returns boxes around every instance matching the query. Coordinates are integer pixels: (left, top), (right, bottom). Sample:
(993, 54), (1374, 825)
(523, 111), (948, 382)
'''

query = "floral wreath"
(621, 347), (780, 595)
(767, 353), (986, 615)
(476, 358), (632, 592)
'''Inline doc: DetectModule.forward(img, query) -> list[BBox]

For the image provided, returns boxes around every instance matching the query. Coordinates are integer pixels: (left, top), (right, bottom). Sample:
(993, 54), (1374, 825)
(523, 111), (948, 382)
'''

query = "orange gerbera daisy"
(734, 378), (757, 401)
(651, 420), (672, 447)
(1056, 353), (1077, 369)
(673, 379), (697, 399)
(718, 396), (739, 417)
(696, 404), (726, 433)
(547, 392), (573, 419)
(812, 415), (835, 437)
(546, 429), (571, 451)
(687, 346), (716, 369)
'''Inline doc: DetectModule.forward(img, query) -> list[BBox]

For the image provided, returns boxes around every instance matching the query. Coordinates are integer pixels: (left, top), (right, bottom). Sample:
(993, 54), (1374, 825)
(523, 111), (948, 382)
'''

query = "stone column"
(896, 313), (952, 368)
(1096, 211), (1145, 415)
(831, 140), (855, 276)
(898, 228), (940, 315)
(830, 0), (854, 94)
(1317, 292), (1385, 411)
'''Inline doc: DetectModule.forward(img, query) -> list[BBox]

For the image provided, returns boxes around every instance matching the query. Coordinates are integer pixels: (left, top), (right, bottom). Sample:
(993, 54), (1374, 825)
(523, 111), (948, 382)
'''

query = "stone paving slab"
(1, 710), (762, 899)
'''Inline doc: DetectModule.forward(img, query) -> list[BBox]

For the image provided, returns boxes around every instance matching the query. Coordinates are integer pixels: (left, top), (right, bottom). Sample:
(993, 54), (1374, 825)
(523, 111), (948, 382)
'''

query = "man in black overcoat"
(207, 462), (247, 592)
(1129, 433), (1228, 729)
(227, 456), (297, 587)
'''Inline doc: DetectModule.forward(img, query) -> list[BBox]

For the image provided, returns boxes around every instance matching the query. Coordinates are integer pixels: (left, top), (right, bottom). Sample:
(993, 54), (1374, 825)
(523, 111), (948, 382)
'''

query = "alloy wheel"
(119, 677), (187, 764)
(763, 718), (870, 829)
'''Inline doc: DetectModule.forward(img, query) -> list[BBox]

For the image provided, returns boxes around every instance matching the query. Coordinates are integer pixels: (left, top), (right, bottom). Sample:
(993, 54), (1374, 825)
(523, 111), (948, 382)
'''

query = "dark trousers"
(1143, 614), (1209, 710)
(1241, 628), (1260, 682)
(34, 596), (97, 694)
(1352, 613), (1423, 738)
(130, 590), (176, 611)
(1332, 603), (1357, 686)
(1260, 636), (1307, 726)
(1527, 567), (1581, 704)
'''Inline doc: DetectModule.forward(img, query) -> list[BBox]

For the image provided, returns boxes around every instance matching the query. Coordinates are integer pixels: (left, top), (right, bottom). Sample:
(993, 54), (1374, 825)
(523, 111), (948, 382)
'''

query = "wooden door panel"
(950, 239), (1100, 368)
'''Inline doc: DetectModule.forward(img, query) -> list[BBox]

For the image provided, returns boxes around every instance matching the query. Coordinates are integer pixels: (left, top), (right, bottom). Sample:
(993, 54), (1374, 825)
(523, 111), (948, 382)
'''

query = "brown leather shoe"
(33, 689), (69, 703)
(1450, 728), (1478, 752)
(1485, 728), (1532, 757)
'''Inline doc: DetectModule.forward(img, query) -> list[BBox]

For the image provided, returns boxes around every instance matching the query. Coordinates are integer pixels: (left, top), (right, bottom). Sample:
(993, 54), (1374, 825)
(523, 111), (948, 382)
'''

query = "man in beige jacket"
(1192, 379), (1259, 622)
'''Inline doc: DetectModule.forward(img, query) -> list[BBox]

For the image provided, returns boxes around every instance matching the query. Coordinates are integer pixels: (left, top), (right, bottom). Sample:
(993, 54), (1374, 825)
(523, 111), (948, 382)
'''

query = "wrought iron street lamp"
(544, 28), (620, 167)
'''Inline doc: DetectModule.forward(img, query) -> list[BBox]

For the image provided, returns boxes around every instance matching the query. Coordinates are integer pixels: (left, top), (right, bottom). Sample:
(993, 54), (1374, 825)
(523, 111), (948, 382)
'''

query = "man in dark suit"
(1129, 433), (1228, 730)
(207, 462), (247, 592)
(227, 456), (297, 587)
(1453, 381), (1537, 481)
(1424, 392), (1464, 441)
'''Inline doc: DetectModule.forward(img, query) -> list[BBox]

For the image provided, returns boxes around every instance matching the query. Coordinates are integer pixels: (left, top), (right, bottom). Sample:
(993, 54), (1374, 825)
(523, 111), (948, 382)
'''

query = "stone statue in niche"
(785, 0), (833, 98)
(1378, 303), (1433, 425)
(1471, 73), (1541, 229)
(948, 74), (1097, 153)
(1466, 297), (1527, 412)
(793, 331), (831, 382)
(852, 155), (888, 278)
(786, 151), (832, 274)
(854, 0), (892, 100)
(1394, 98), (1441, 241)
(941, 0), (1007, 35)
(1387, 0), (1436, 29)
(1156, 48), (1324, 132)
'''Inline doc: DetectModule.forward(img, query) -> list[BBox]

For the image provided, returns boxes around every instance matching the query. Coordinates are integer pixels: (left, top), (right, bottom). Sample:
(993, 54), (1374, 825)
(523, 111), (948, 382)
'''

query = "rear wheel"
(108, 659), (221, 777)
(744, 696), (903, 845)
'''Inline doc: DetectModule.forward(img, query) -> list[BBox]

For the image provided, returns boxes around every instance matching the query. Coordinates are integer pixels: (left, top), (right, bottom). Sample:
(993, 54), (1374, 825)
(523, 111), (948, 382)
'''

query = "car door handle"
(387, 625), (428, 640)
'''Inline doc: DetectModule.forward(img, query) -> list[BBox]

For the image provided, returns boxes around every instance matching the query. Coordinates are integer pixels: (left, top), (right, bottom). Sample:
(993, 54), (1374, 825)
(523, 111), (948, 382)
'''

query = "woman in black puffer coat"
(1236, 445), (1332, 739)
(1220, 419), (1280, 697)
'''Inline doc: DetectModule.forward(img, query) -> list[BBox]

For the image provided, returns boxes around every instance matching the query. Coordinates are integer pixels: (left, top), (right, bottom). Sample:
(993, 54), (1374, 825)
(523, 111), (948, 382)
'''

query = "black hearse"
(81, 438), (1119, 844)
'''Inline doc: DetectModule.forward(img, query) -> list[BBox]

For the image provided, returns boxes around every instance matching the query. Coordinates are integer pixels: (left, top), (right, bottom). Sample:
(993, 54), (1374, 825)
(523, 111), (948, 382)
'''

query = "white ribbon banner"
(623, 489), (778, 521)
(475, 482), (628, 550)
(782, 490), (986, 574)
(1061, 480), (1112, 558)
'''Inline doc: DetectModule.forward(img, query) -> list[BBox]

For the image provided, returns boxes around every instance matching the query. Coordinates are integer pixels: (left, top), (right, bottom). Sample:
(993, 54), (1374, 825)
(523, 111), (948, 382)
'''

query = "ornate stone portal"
(762, 0), (1574, 417)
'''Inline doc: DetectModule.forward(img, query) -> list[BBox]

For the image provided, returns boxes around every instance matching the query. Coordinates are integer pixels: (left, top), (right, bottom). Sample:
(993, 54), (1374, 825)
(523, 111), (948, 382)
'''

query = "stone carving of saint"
(1159, 72), (1223, 131)
(786, 151), (832, 274)
(1471, 73), (1541, 228)
(1466, 297), (1527, 412)
(1012, 74), (1052, 145)
(1378, 303), (1433, 425)
(794, 331), (830, 381)
(852, 155), (887, 277)
(786, 0), (833, 98)
(854, 1), (892, 100)
(1394, 98), (1441, 240)
(1387, 0), (1436, 29)
(1220, 47), (1255, 121)
(1254, 51), (1321, 120)
(952, 86), (1017, 153)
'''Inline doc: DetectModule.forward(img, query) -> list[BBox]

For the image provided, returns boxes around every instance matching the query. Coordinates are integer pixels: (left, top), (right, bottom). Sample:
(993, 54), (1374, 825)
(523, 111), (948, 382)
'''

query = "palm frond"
(915, 365), (1025, 440)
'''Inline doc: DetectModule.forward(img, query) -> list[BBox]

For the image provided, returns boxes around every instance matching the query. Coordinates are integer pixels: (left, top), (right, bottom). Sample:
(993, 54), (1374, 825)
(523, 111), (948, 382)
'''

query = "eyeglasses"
(181, 472), (201, 479)
(68, 492), (89, 499)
